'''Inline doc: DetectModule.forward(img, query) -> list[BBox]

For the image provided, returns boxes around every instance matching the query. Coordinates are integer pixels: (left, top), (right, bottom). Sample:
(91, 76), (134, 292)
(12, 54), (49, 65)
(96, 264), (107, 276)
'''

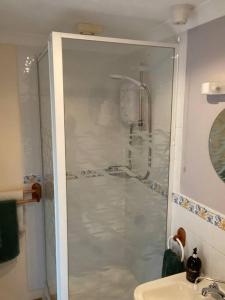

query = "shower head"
(109, 74), (142, 87)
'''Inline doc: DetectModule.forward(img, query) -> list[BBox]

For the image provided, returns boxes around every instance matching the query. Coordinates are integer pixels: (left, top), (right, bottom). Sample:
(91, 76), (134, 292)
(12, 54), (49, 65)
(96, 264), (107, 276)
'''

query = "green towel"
(0, 200), (19, 263)
(162, 249), (185, 277)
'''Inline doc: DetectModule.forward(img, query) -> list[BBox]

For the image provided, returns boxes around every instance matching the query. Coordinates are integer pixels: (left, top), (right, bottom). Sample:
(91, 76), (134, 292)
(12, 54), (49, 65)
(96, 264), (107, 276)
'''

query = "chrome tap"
(195, 277), (225, 299)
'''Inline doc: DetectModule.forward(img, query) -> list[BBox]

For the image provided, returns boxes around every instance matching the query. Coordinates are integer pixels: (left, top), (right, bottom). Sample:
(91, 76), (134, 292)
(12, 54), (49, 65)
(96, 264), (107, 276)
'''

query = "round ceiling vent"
(171, 4), (195, 25)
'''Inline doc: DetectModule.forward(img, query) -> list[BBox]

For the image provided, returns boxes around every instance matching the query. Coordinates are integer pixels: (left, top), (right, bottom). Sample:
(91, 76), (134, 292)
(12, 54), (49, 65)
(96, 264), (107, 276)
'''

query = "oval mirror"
(209, 108), (225, 183)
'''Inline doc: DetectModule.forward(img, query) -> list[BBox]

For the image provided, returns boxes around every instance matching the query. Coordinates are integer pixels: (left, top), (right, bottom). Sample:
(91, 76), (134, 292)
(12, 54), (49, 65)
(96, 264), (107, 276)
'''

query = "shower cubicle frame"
(46, 31), (181, 300)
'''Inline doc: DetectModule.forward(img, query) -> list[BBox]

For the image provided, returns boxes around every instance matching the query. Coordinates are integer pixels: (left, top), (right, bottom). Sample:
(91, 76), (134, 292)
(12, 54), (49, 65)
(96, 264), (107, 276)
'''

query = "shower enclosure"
(38, 32), (177, 300)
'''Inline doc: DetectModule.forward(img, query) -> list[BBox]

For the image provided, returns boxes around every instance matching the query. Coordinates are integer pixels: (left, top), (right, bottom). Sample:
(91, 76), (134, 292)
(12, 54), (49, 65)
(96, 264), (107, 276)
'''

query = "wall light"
(201, 82), (225, 95)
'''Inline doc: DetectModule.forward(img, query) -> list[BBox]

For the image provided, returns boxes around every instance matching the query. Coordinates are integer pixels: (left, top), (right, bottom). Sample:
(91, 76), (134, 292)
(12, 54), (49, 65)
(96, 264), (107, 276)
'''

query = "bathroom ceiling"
(0, 0), (224, 43)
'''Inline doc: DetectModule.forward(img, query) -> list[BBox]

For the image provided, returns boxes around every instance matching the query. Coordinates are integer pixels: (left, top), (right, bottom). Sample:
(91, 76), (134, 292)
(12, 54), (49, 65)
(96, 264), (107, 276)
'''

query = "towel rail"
(167, 227), (186, 262)
(16, 183), (42, 205)
(167, 236), (184, 262)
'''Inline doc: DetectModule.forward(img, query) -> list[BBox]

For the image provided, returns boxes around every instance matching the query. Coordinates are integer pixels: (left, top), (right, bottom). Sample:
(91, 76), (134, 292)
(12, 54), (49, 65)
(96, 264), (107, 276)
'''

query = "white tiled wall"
(171, 201), (225, 280)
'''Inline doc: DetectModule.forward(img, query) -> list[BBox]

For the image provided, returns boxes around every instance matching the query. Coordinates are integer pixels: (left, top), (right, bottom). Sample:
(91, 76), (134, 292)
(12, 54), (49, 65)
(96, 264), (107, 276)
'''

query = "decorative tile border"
(148, 179), (168, 197)
(26, 172), (168, 199)
(24, 174), (42, 184)
(173, 193), (225, 231)
(67, 167), (168, 197)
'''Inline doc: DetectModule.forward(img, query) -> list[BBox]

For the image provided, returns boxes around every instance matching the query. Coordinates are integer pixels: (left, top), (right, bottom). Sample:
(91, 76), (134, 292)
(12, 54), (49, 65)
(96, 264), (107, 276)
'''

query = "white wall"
(171, 16), (225, 280)
(0, 44), (28, 300)
(0, 44), (23, 191)
(0, 43), (45, 299)
(180, 16), (225, 214)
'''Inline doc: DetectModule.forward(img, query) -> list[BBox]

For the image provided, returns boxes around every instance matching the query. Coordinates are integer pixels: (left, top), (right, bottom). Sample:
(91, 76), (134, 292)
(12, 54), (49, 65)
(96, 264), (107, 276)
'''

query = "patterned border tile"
(173, 193), (225, 231)
(24, 174), (42, 184)
(148, 179), (168, 197)
(66, 167), (168, 197)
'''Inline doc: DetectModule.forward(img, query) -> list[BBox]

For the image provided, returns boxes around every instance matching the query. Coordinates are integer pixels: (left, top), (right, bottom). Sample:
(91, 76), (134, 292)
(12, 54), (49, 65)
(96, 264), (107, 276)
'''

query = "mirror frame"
(209, 108), (225, 183)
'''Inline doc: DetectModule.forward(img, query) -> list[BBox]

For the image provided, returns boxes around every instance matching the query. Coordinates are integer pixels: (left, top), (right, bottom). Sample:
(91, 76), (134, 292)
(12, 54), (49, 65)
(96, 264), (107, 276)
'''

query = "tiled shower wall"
(17, 46), (46, 295)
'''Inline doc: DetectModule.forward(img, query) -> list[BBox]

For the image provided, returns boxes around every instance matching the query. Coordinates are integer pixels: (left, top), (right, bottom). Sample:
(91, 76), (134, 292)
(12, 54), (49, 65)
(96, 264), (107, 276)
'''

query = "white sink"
(134, 273), (219, 300)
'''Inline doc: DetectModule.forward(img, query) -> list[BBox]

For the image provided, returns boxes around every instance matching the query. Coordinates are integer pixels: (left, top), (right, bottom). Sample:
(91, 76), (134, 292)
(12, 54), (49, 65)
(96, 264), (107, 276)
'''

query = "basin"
(134, 273), (219, 300)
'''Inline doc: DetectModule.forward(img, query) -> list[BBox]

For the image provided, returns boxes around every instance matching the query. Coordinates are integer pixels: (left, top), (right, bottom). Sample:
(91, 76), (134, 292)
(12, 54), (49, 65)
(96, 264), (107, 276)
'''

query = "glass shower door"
(38, 52), (57, 299)
(61, 37), (174, 300)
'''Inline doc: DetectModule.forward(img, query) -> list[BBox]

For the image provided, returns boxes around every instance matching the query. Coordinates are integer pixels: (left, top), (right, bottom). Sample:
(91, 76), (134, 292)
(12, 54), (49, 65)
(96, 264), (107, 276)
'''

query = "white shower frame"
(47, 31), (182, 300)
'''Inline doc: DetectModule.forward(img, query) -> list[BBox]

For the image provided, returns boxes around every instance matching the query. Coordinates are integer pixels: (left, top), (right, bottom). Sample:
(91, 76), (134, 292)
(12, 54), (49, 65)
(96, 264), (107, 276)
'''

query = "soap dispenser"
(186, 248), (202, 283)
